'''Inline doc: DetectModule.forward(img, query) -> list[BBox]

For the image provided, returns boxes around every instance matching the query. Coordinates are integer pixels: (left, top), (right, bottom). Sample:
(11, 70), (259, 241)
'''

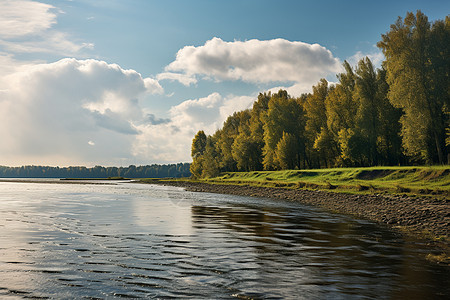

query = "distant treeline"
(0, 163), (191, 178)
(191, 11), (449, 178)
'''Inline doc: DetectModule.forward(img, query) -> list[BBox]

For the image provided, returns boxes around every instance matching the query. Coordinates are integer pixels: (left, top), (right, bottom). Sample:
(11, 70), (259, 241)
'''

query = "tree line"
(0, 163), (191, 178)
(190, 11), (449, 178)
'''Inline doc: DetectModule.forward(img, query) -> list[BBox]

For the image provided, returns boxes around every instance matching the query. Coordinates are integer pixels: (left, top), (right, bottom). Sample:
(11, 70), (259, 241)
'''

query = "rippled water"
(0, 181), (448, 299)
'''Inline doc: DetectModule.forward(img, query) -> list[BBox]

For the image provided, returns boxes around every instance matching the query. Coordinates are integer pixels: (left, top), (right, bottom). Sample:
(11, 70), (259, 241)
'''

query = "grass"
(199, 166), (450, 197)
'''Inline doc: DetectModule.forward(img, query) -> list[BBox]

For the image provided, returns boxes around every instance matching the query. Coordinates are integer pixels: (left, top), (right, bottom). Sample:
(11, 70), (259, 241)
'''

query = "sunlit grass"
(202, 166), (450, 197)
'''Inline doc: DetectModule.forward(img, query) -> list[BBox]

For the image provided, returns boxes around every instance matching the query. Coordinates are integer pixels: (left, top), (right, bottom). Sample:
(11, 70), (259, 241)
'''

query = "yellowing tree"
(378, 11), (449, 164)
(275, 132), (299, 170)
(262, 90), (305, 170)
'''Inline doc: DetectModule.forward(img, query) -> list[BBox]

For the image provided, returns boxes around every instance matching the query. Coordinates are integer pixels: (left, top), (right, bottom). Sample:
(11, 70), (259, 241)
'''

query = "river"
(0, 180), (448, 299)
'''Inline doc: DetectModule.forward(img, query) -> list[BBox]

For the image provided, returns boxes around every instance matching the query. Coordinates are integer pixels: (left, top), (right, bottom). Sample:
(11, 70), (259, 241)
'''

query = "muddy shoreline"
(152, 180), (450, 260)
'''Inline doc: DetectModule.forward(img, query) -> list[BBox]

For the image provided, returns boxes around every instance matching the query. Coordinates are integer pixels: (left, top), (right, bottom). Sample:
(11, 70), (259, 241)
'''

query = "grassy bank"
(146, 166), (450, 198)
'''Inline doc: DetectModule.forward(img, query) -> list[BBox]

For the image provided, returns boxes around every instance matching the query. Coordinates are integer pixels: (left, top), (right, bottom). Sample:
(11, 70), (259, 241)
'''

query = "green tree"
(191, 130), (207, 158)
(353, 57), (379, 165)
(232, 119), (262, 171)
(275, 132), (299, 169)
(304, 79), (330, 167)
(215, 111), (250, 172)
(378, 11), (449, 164)
(313, 127), (336, 168)
(262, 90), (305, 170)
(201, 136), (220, 178)
(324, 61), (357, 166)
(190, 130), (207, 178)
(326, 61), (357, 135)
(247, 92), (271, 170)
(375, 67), (404, 165)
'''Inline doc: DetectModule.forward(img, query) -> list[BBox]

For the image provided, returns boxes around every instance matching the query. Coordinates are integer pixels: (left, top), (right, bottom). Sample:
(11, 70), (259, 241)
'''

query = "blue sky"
(0, 0), (448, 166)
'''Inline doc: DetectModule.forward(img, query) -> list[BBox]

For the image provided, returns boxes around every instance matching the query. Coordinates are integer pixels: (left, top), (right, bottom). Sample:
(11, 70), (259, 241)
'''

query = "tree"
(313, 127), (336, 168)
(190, 130), (207, 178)
(201, 136), (220, 178)
(191, 130), (207, 159)
(323, 61), (357, 166)
(353, 57), (379, 165)
(215, 111), (250, 172)
(378, 11), (449, 164)
(375, 67), (404, 165)
(275, 132), (299, 170)
(304, 79), (330, 167)
(326, 61), (357, 136)
(232, 121), (262, 171)
(262, 90), (305, 170)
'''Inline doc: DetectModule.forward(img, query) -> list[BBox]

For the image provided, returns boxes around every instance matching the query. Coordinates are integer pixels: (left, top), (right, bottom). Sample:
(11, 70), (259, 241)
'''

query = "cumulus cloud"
(144, 78), (164, 94)
(0, 58), (163, 166)
(0, 0), (92, 56)
(164, 37), (341, 84)
(0, 54), (256, 165)
(132, 93), (255, 163)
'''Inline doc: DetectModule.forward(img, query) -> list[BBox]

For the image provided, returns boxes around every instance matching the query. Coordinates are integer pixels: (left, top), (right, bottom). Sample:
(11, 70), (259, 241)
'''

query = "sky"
(0, 0), (448, 167)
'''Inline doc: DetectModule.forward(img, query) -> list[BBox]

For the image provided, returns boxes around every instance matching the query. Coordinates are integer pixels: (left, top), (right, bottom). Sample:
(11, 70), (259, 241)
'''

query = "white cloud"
(169, 93), (254, 134)
(0, 32), (94, 56)
(0, 56), (254, 165)
(0, 52), (44, 78)
(156, 72), (197, 86)
(0, 0), (92, 56)
(132, 93), (255, 163)
(0, 58), (163, 166)
(144, 78), (164, 94)
(164, 37), (341, 84)
(0, 0), (56, 38)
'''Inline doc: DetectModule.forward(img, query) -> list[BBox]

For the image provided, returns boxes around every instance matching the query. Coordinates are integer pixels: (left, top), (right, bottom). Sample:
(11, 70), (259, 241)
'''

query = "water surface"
(0, 181), (448, 299)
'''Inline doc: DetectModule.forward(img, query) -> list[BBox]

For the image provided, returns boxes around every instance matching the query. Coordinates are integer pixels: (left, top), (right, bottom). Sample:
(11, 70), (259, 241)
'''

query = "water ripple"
(0, 181), (448, 299)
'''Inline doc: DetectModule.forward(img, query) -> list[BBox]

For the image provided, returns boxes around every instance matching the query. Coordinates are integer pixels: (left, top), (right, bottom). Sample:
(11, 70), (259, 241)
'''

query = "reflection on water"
(0, 181), (448, 299)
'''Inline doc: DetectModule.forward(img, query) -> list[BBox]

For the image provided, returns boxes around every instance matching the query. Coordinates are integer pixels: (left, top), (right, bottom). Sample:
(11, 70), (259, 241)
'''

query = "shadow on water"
(191, 202), (450, 299)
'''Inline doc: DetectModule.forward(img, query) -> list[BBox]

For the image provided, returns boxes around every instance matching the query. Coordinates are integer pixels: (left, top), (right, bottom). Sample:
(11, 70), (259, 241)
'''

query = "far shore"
(0, 178), (125, 185)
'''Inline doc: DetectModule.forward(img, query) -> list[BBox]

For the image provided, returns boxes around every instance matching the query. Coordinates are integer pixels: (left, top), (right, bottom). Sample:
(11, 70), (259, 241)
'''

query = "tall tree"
(190, 130), (207, 178)
(378, 11), (449, 164)
(248, 92), (271, 170)
(215, 111), (250, 172)
(275, 132), (299, 170)
(201, 136), (220, 178)
(304, 79), (330, 167)
(191, 130), (207, 159)
(375, 67), (404, 165)
(326, 61), (357, 135)
(231, 110), (262, 171)
(324, 61), (357, 166)
(353, 57), (379, 165)
(262, 90), (305, 170)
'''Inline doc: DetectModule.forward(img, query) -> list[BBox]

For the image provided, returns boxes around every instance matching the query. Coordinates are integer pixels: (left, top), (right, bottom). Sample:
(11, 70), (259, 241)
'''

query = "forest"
(190, 11), (449, 178)
(0, 163), (191, 178)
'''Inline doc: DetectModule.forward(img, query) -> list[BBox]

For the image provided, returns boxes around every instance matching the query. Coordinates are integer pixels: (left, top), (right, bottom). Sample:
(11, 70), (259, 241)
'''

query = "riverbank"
(142, 178), (449, 264)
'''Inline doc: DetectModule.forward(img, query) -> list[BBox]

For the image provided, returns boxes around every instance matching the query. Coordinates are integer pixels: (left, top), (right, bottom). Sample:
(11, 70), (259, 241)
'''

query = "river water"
(0, 180), (448, 299)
